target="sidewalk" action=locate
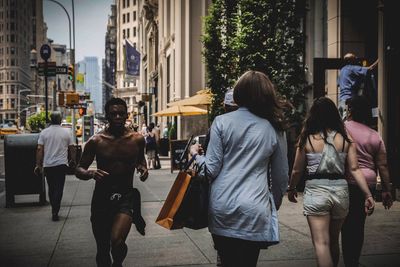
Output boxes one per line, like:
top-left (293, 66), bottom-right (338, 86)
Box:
top-left (0, 158), bottom-right (399, 267)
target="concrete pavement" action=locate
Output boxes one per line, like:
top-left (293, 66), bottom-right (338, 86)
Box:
top-left (0, 158), bottom-right (399, 267)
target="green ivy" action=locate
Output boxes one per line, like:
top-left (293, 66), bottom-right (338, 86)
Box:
top-left (203, 0), bottom-right (306, 125)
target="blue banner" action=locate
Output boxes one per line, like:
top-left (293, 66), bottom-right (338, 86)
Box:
top-left (125, 41), bottom-right (140, 77)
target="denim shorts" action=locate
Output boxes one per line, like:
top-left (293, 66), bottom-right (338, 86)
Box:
top-left (303, 179), bottom-right (349, 219)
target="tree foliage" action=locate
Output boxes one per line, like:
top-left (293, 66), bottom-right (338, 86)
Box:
top-left (27, 112), bottom-right (48, 132)
top-left (203, 0), bottom-right (306, 124)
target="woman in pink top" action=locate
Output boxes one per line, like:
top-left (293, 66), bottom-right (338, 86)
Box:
top-left (341, 96), bottom-right (393, 267)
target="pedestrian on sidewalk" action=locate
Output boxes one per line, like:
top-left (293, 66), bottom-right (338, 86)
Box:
top-left (341, 96), bottom-right (393, 267)
top-left (287, 97), bottom-right (375, 267)
top-left (34, 112), bottom-right (76, 222)
top-left (144, 123), bottom-right (158, 169)
top-left (190, 71), bottom-right (289, 267)
top-left (75, 98), bottom-right (148, 267)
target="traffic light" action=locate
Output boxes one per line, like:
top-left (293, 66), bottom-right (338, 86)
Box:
top-left (68, 64), bottom-right (74, 81)
top-left (78, 107), bottom-right (86, 116)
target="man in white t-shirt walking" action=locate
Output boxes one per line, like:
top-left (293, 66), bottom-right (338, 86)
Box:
top-left (34, 112), bottom-right (76, 221)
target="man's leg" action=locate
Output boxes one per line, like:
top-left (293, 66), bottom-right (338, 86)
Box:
top-left (92, 213), bottom-right (113, 267)
top-left (341, 184), bottom-right (367, 267)
top-left (51, 165), bottom-right (67, 217)
top-left (110, 213), bottom-right (132, 266)
top-left (44, 167), bottom-right (57, 218)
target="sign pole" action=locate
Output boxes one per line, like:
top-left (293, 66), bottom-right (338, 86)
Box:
top-left (40, 44), bottom-right (51, 123)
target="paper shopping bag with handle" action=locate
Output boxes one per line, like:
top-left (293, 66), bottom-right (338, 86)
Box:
top-left (155, 171), bottom-right (192, 230)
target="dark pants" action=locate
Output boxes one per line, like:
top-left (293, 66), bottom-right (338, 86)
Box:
top-left (44, 165), bottom-right (67, 215)
top-left (212, 234), bottom-right (261, 267)
top-left (341, 183), bottom-right (376, 267)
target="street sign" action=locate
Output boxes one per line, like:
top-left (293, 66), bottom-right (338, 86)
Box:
top-left (38, 62), bottom-right (56, 77)
top-left (56, 66), bottom-right (68, 74)
top-left (40, 44), bottom-right (51, 61)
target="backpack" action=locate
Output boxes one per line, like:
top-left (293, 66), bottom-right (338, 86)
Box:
top-left (145, 132), bottom-right (156, 149)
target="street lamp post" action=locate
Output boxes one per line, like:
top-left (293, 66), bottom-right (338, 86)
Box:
top-left (17, 89), bottom-right (31, 128)
top-left (46, 0), bottom-right (76, 141)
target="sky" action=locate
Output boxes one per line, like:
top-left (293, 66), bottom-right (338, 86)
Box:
top-left (43, 0), bottom-right (113, 63)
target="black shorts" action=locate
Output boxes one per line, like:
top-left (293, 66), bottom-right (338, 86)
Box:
top-left (91, 189), bottom-right (135, 223)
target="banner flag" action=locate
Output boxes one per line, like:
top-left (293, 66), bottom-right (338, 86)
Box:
top-left (125, 40), bottom-right (140, 77)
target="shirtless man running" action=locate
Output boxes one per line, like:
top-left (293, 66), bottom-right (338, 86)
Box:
top-left (76, 98), bottom-right (148, 267)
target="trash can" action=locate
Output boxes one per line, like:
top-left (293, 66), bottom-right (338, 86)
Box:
top-left (4, 134), bottom-right (46, 207)
top-left (159, 138), bottom-right (169, 156)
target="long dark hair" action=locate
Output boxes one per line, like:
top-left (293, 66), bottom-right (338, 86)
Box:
top-left (298, 97), bottom-right (351, 148)
top-left (233, 70), bottom-right (285, 131)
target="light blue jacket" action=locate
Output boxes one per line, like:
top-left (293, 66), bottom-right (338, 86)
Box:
top-left (196, 107), bottom-right (289, 243)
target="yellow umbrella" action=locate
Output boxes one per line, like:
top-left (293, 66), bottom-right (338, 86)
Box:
top-left (152, 105), bottom-right (208, 117)
top-left (167, 89), bottom-right (213, 107)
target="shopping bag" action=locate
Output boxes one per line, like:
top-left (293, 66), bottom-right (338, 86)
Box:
top-left (156, 163), bottom-right (209, 230)
top-left (155, 171), bottom-right (193, 229)
top-left (175, 167), bottom-right (209, 230)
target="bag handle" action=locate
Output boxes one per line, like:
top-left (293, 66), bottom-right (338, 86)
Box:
top-left (178, 135), bottom-right (194, 170)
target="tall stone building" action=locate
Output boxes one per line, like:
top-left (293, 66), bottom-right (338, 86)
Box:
top-left (0, 0), bottom-right (45, 121)
top-left (138, 0), bottom-right (211, 138)
top-left (104, 3), bottom-right (117, 112)
top-left (115, 0), bottom-right (140, 117)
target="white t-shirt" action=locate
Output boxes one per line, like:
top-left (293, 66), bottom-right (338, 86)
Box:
top-left (38, 125), bottom-right (74, 167)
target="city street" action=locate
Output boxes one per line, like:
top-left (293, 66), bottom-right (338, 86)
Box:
top-left (0, 157), bottom-right (399, 267)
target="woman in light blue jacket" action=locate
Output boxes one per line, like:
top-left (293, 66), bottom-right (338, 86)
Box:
top-left (191, 71), bottom-right (289, 267)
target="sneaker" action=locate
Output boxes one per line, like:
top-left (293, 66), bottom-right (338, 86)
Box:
top-left (52, 214), bottom-right (59, 221)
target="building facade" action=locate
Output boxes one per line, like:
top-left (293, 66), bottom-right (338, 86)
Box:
top-left (79, 57), bottom-right (102, 114)
top-left (137, 0), bottom-right (211, 139)
top-left (104, 3), bottom-right (117, 112)
top-left (0, 0), bottom-right (34, 122)
top-left (115, 0), bottom-right (140, 117)
top-left (304, 0), bottom-right (400, 186)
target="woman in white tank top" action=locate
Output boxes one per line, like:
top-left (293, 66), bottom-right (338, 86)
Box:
top-left (287, 97), bottom-right (374, 267)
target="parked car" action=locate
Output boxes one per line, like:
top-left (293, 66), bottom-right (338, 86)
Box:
top-left (0, 123), bottom-right (20, 138)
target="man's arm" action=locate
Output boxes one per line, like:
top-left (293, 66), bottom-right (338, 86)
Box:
top-left (34, 144), bottom-right (44, 176)
top-left (75, 138), bottom-right (109, 181)
top-left (368, 59), bottom-right (379, 70)
top-left (136, 135), bottom-right (149, 181)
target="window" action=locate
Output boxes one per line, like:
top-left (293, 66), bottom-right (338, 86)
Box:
top-left (10, 58), bottom-right (15, 66)
top-left (0, 85), bottom-right (3, 94)
top-left (127, 12), bottom-right (130, 23)
top-left (10, 72), bottom-right (15, 80)
top-left (10, 47), bottom-right (15, 54)
top-left (127, 0), bottom-right (130, 7)
top-left (123, 13), bottom-right (126, 23)
top-left (123, 0), bottom-right (126, 8)
top-left (123, 29), bottom-right (126, 38)
top-left (133, 11), bottom-right (136, 21)
top-left (11, 99), bottom-right (15, 108)
top-left (10, 34), bottom-right (15, 42)
top-left (133, 27), bottom-right (136, 37)
top-left (0, 99), bottom-right (3, 109)
top-left (10, 85), bottom-right (15, 94)
top-left (127, 28), bottom-right (130, 38)
top-left (133, 0), bottom-right (136, 5)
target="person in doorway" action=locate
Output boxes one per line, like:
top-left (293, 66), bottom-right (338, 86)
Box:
top-left (191, 71), bottom-right (289, 267)
top-left (34, 112), bottom-right (76, 221)
top-left (338, 53), bottom-right (378, 119)
top-left (341, 96), bottom-right (393, 267)
top-left (287, 97), bottom-right (375, 267)
top-left (75, 98), bottom-right (148, 267)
